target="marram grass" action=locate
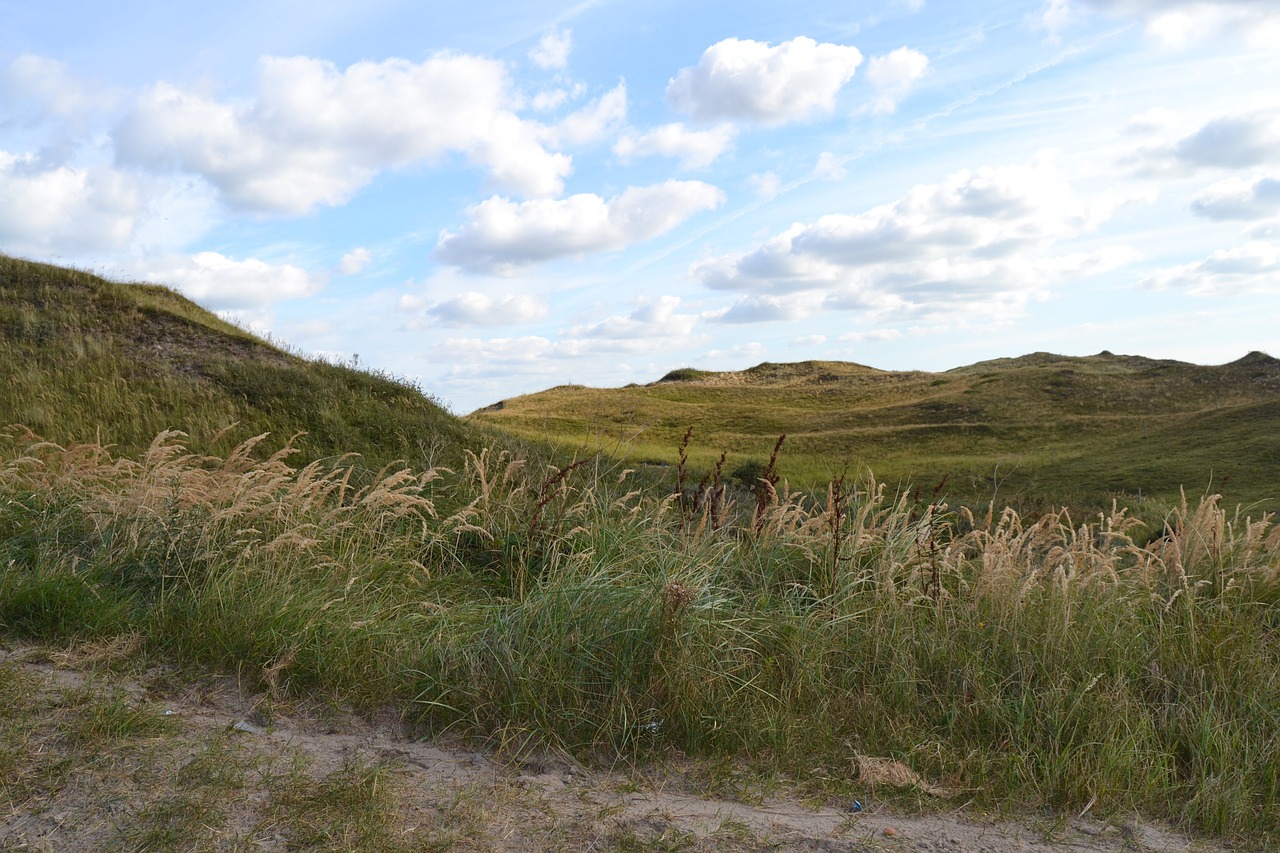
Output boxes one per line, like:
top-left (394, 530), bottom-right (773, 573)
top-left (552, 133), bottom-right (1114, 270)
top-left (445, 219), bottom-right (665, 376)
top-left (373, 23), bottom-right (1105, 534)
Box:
top-left (1, 427), bottom-right (1278, 843)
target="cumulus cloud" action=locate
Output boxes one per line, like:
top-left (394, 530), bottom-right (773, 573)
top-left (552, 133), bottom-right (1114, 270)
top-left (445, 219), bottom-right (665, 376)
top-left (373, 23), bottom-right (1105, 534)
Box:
top-left (339, 247), bottom-right (372, 274)
top-left (790, 334), bottom-right (827, 347)
top-left (715, 293), bottom-right (829, 324)
top-left (530, 29), bottom-right (572, 70)
top-left (666, 36), bottom-right (863, 125)
top-left (1191, 175), bottom-right (1280, 220)
top-left (1127, 113), bottom-right (1280, 176)
top-left (0, 152), bottom-right (141, 255)
top-left (1142, 240), bottom-right (1280, 295)
top-left (1073, 0), bottom-right (1280, 46)
top-left (114, 54), bottom-right (572, 214)
top-left (140, 251), bottom-right (324, 310)
top-left (613, 122), bottom-right (735, 169)
top-left (565, 295), bottom-right (699, 340)
top-left (865, 47), bottom-right (929, 114)
top-left (694, 160), bottom-right (1132, 323)
top-left (1174, 115), bottom-right (1280, 170)
top-left (545, 81), bottom-right (627, 147)
top-left (408, 291), bottom-right (549, 326)
top-left (434, 180), bottom-right (726, 274)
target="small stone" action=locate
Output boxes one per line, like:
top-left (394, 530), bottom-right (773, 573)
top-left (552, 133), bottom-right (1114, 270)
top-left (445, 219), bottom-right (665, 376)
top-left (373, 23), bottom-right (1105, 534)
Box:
top-left (883, 826), bottom-right (897, 837)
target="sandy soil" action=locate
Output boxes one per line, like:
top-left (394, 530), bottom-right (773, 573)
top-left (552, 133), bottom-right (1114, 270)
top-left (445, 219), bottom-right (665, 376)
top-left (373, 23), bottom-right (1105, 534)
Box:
top-left (0, 643), bottom-right (1236, 852)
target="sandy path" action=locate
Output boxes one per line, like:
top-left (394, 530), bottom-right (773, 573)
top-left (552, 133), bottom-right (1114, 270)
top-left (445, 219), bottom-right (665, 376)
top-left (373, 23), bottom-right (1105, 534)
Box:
top-left (0, 644), bottom-right (1235, 852)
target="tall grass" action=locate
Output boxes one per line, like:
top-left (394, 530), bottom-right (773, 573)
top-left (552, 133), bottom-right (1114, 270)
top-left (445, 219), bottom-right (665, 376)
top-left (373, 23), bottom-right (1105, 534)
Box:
top-left (1, 426), bottom-right (1278, 842)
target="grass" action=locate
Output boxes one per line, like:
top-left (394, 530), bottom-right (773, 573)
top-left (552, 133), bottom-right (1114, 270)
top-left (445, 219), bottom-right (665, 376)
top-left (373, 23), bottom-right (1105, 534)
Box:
top-left (470, 353), bottom-right (1280, 513)
top-left (1, 427), bottom-right (1278, 846)
top-left (0, 254), bottom-right (474, 471)
top-left (4, 255), bottom-right (1279, 847)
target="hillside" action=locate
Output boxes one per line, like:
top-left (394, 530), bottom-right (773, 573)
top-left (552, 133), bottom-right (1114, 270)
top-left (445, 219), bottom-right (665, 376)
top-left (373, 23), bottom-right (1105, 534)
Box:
top-left (471, 352), bottom-right (1280, 509)
top-left (0, 255), bottom-right (471, 468)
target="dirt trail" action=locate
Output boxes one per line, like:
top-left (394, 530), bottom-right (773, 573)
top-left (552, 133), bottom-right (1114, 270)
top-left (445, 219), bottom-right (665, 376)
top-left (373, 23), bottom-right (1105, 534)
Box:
top-left (0, 644), bottom-right (1233, 852)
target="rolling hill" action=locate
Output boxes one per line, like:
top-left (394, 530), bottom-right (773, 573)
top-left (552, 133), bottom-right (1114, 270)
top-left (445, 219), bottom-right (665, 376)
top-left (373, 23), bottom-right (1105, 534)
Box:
top-left (470, 352), bottom-right (1280, 510)
top-left (0, 255), bottom-right (471, 468)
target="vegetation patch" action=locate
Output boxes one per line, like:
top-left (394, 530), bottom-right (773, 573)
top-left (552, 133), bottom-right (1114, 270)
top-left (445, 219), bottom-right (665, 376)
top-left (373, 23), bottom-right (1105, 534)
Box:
top-left (0, 428), bottom-right (1276, 846)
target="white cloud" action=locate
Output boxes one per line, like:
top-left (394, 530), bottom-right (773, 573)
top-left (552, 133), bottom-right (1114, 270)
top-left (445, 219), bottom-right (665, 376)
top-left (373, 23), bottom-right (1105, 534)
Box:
top-left (666, 36), bottom-right (863, 125)
top-left (694, 160), bottom-right (1132, 323)
top-left (0, 152), bottom-right (140, 255)
top-left (865, 47), bottom-right (929, 114)
top-left (339, 247), bottom-right (371, 274)
top-left (1126, 107), bottom-right (1179, 134)
top-left (839, 329), bottom-right (903, 343)
top-left (1191, 175), bottom-right (1280, 220)
top-left (714, 293), bottom-right (830, 324)
top-left (435, 180), bottom-right (726, 274)
top-left (544, 81), bottom-right (627, 147)
top-left (530, 29), bottom-right (572, 70)
top-left (441, 323), bottom-right (703, 378)
top-left (1173, 114), bottom-right (1280, 170)
top-left (790, 334), bottom-right (827, 347)
top-left (1, 54), bottom-right (109, 121)
top-left (1076, 0), bottom-right (1280, 46)
top-left (613, 122), bottom-right (735, 169)
top-left (1142, 240), bottom-right (1280, 295)
top-left (1124, 112), bottom-right (1280, 177)
top-left (413, 292), bottom-right (549, 326)
top-left (140, 251), bottom-right (324, 310)
top-left (747, 171), bottom-right (782, 198)
top-left (532, 89), bottom-right (570, 111)
top-left (704, 342), bottom-right (766, 360)
top-left (1038, 0), bottom-right (1074, 40)
top-left (114, 54), bottom-right (572, 214)
top-left (442, 336), bottom-right (556, 373)
top-left (566, 295), bottom-right (698, 340)
top-left (813, 152), bottom-right (847, 182)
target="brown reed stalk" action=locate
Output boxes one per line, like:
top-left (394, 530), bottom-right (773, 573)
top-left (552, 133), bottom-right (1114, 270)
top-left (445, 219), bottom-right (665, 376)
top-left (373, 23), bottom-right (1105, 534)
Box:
top-left (752, 434), bottom-right (786, 536)
top-left (828, 464), bottom-right (849, 594)
top-left (528, 458), bottom-right (588, 537)
top-left (675, 426), bottom-right (694, 534)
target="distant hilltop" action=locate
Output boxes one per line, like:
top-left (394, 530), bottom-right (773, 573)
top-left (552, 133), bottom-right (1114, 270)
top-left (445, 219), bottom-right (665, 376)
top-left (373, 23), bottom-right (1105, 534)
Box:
top-left (471, 349), bottom-right (1280, 509)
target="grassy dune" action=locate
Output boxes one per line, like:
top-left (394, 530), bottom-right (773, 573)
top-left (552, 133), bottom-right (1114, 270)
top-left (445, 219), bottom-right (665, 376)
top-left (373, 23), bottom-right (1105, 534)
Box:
top-left (470, 354), bottom-right (1280, 513)
top-left (0, 254), bottom-right (470, 470)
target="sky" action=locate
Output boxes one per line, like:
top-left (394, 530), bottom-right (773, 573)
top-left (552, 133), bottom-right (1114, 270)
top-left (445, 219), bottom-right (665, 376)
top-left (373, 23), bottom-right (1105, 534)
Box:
top-left (3, 0), bottom-right (1279, 413)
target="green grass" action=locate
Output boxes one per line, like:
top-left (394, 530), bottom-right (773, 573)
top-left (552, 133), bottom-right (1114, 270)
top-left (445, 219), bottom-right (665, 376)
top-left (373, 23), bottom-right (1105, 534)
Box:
top-left (0, 254), bottom-right (474, 471)
top-left (1, 429), bottom-right (1278, 845)
top-left (470, 353), bottom-right (1280, 513)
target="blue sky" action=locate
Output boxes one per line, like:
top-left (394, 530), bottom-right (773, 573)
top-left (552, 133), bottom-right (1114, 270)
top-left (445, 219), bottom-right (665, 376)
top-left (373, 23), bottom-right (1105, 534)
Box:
top-left (3, 0), bottom-right (1279, 413)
